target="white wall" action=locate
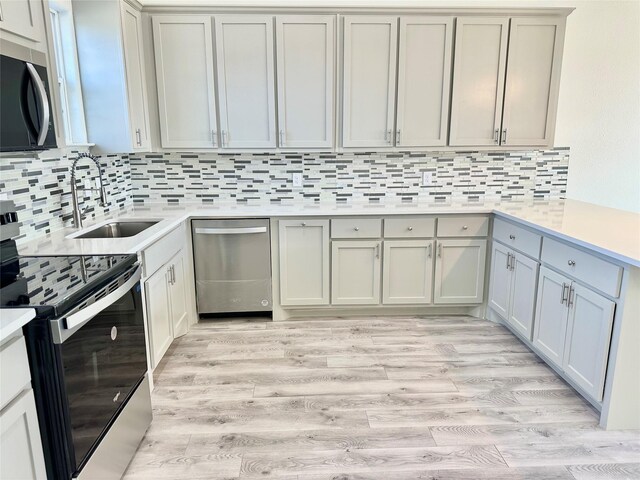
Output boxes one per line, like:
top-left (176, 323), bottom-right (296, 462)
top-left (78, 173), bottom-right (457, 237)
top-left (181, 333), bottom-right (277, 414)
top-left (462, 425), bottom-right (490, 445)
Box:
top-left (144, 0), bottom-right (640, 212)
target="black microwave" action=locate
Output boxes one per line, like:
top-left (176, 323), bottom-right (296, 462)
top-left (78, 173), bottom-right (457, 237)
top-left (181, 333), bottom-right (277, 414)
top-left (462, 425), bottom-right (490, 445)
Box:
top-left (0, 54), bottom-right (57, 152)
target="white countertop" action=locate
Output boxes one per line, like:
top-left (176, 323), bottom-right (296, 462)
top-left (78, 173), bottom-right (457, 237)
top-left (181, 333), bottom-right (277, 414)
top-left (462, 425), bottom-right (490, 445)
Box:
top-left (16, 199), bottom-right (640, 267)
top-left (0, 308), bottom-right (35, 344)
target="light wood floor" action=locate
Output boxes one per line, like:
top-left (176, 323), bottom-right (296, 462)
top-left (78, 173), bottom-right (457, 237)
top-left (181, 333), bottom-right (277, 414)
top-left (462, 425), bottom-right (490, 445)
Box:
top-left (123, 315), bottom-right (640, 480)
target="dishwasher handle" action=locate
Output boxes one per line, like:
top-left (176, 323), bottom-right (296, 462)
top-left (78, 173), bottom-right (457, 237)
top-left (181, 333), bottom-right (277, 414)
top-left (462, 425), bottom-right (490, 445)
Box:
top-left (194, 226), bottom-right (268, 235)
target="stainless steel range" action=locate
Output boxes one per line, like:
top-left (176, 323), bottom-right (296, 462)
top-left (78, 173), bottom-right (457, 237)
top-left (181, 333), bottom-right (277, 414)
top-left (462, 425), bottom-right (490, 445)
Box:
top-left (0, 200), bottom-right (152, 480)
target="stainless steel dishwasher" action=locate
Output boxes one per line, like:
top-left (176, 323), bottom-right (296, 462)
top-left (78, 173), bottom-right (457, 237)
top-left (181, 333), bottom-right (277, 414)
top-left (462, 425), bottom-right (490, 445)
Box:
top-left (192, 219), bottom-right (272, 314)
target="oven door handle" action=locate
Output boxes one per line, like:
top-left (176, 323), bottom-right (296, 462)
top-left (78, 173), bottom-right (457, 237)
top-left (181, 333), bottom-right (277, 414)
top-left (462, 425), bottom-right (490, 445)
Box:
top-left (51, 266), bottom-right (142, 344)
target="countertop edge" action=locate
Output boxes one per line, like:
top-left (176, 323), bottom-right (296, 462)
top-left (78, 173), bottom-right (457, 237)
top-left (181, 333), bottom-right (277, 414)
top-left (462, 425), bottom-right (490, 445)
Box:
top-left (0, 308), bottom-right (36, 344)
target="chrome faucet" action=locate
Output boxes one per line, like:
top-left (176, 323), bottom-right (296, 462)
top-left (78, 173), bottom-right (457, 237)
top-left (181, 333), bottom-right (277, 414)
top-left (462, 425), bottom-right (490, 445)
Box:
top-left (70, 153), bottom-right (107, 229)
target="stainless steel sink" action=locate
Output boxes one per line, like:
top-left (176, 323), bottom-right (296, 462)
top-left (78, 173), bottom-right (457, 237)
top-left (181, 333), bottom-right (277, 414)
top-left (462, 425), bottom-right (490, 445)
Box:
top-left (75, 221), bottom-right (159, 239)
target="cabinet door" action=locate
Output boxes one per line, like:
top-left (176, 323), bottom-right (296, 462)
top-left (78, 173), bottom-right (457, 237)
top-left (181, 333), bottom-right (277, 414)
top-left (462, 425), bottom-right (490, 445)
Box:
top-left (152, 16), bottom-right (217, 148)
top-left (0, 0), bottom-right (42, 43)
top-left (342, 16), bottom-right (397, 148)
top-left (382, 240), bottom-right (433, 304)
top-left (0, 389), bottom-right (47, 480)
top-left (501, 17), bottom-right (565, 146)
top-left (332, 240), bottom-right (381, 305)
top-left (279, 219), bottom-right (330, 306)
top-left (434, 239), bottom-right (486, 304)
top-left (145, 266), bottom-right (173, 368)
top-left (276, 15), bottom-right (335, 148)
top-left (449, 17), bottom-right (509, 146)
top-left (215, 15), bottom-right (276, 148)
top-left (121, 3), bottom-right (150, 151)
top-left (168, 250), bottom-right (189, 339)
top-left (508, 252), bottom-right (540, 340)
top-left (532, 266), bottom-right (569, 368)
top-left (488, 242), bottom-right (512, 319)
top-left (396, 16), bottom-right (453, 147)
top-left (563, 284), bottom-right (615, 401)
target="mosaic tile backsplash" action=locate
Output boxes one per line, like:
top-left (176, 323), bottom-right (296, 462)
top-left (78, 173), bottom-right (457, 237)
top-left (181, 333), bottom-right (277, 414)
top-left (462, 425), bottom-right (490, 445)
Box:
top-left (1, 148), bottom-right (568, 245)
top-left (130, 149), bottom-right (569, 205)
top-left (0, 150), bottom-right (132, 244)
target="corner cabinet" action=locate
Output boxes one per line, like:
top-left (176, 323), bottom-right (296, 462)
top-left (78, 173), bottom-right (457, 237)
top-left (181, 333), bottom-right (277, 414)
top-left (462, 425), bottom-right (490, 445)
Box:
top-left (215, 15), bottom-right (277, 149)
top-left (152, 15), bottom-right (218, 149)
top-left (450, 16), bottom-right (565, 147)
top-left (434, 239), bottom-right (487, 304)
top-left (278, 220), bottom-right (330, 306)
top-left (276, 15), bottom-right (335, 149)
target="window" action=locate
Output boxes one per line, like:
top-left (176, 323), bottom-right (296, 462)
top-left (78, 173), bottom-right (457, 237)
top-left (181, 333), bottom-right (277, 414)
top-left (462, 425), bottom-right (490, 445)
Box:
top-left (47, 0), bottom-right (87, 145)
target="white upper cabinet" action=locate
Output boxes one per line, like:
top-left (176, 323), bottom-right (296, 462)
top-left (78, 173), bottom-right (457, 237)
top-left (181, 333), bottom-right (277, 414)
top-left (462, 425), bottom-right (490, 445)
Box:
top-left (449, 17), bottom-right (509, 146)
top-left (152, 15), bottom-right (218, 149)
top-left (501, 17), bottom-right (565, 146)
top-left (342, 16), bottom-right (397, 148)
top-left (0, 0), bottom-right (45, 47)
top-left (215, 15), bottom-right (276, 149)
top-left (276, 15), bottom-right (335, 149)
top-left (121, 3), bottom-right (150, 151)
top-left (396, 16), bottom-right (453, 147)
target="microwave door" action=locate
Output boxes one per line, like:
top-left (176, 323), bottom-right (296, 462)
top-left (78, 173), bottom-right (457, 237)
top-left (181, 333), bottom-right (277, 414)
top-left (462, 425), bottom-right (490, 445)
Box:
top-left (21, 63), bottom-right (51, 146)
top-left (0, 55), bottom-right (31, 150)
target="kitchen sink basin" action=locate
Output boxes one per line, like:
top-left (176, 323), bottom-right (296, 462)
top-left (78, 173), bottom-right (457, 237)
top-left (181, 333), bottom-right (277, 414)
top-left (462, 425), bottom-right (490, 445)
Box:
top-left (75, 221), bottom-right (159, 239)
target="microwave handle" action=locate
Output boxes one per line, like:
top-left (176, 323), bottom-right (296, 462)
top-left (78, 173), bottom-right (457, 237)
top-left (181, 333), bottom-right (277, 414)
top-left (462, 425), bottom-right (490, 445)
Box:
top-left (25, 63), bottom-right (50, 146)
top-left (50, 266), bottom-right (142, 344)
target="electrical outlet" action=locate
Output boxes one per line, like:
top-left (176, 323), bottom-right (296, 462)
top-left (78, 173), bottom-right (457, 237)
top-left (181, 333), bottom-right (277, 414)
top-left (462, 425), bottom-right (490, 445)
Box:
top-left (422, 172), bottom-right (433, 186)
top-left (292, 172), bottom-right (303, 188)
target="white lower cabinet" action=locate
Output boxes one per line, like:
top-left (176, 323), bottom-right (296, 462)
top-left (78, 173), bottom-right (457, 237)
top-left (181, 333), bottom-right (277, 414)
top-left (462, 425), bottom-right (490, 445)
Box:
top-left (488, 241), bottom-right (539, 339)
top-left (533, 266), bottom-right (615, 401)
top-left (279, 220), bottom-right (330, 306)
top-left (382, 240), bottom-right (434, 304)
top-left (434, 239), bottom-right (486, 304)
top-left (332, 240), bottom-right (381, 305)
top-left (145, 248), bottom-right (189, 368)
top-left (0, 390), bottom-right (47, 480)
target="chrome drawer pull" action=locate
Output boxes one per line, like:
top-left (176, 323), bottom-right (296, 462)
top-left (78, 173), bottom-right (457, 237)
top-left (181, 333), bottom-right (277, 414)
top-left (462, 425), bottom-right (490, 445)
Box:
top-left (568, 260), bottom-right (576, 266)
top-left (354, 227), bottom-right (359, 231)
top-left (408, 226), bottom-right (413, 231)
top-left (462, 225), bottom-right (468, 230)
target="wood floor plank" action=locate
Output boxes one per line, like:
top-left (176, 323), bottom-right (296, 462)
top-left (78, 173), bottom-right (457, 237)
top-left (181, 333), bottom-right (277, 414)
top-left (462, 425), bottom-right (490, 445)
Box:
top-left (453, 375), bottom-right (569, 392)
top-left (385, 363), bottom-right (557, 380)
top-left (122, 451), bottom-right (242, 479)
top-left (295, 466), bottom-right (575, 480)
top-left (367, 405), bottom-right (599, 428)
top-left (429, 424), bottom-right (637, 446)
top-left (327, 352), bottom-right (542, 368)
top-left (496, 440), bottom-right (640, 466)
top-left (185, 427), bottom-right (436, 455)
top-left (191, 367), bottom-right (388, 386)
top-left (567, 463), bottom-right (640, 479)
top-left (151, 384), bottom-right (256, 402)
top-left (253, 378), bottom-right (459, 397)
top-left (284, 343), bottom-right (458, 358)
top-left (239, 445), bottom-right (507, 477)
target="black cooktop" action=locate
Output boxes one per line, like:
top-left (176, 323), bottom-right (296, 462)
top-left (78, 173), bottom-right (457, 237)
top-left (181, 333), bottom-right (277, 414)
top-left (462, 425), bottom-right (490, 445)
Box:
top-left (0, 253), bottom-right (137, 318)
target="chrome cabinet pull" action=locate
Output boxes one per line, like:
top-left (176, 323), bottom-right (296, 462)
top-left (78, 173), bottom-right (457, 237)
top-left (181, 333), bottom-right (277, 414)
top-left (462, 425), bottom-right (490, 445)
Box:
top-left (396, 129), bottom-right (401, 144)
top-left (279, 129), bottom-right (285, 146)
top-left (506, 252), bottom-right (511, 270)
top-left (462, 225), bottom-right (468, 230)
top-left (494, 129), bottom-right (499, 144)
top-left (212, 130), bottom-right (217, 147)
top-left (502, 129), bottom-right (507, 144)
top-left (385, 129), bottom-right (392, 144)
top-left (221, 130), bottom-right (228, 147)
top-left (135, 128), bottom-right (142, 146)
top-left (354, 227), bottom-right (359, 232)
top-left (568, 285), bottom-right (575, 307)
top-left (437, 242), bottom-right (442, 258)
top-left (301, 222), bottom-right (306, 227)
top-left (375, 243), bottom-right (380, 259)
top-left (428, 243), bottom-right (432, 258)
top-left (560, 283), bottom-right (569, 304)
top-left (167, 266), bottom-right (173, 285)
top-left (509, 234), bottom-right (516, 240)
top-left (407, 226), bottom-right (413, 231)
top-left (568, 260), bottom-right (576, 266)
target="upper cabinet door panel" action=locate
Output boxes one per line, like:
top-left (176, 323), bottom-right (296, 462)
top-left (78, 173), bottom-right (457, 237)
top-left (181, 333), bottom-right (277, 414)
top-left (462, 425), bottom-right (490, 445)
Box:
top-left (502, 17), bottom-right (565, 146)
top-left (449, 17), bottom-right (509, 146)
top-left (215, 15), bottom-right (276, 148)
top-left (276, 15), bottom-right (335, 149)
top-left (342, 16), bottom-right (398, 148)
top-left (152, 16), bottom-right (217, 148)
top-left (396, 16), bottom-right (453, 147)
top-left (121, 4), bottom-right (150, 151)
top-left (0, 0), bottom-right (43, 44)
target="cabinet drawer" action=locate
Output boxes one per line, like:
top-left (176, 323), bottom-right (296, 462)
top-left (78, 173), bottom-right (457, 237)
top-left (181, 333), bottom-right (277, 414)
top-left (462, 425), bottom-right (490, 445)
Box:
top-left (384, 217), bottom-right (435, 238)
top-left (493, 218), bottom-right (542, 259)
top-left (331, 218), bottom-right (382, 239)
top-left (542, 237), bottom-right (622, 298)
top-left (0, 335), bottom-right (31, 410)
top-left (437, 216), bottom-right (488, 237)
top-left (142, 222), bottom-right (186, 277)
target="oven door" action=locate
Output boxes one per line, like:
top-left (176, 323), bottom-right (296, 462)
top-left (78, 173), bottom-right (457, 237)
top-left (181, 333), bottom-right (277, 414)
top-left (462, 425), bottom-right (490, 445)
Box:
top-left (51, 265), bottom-right (147, 472)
